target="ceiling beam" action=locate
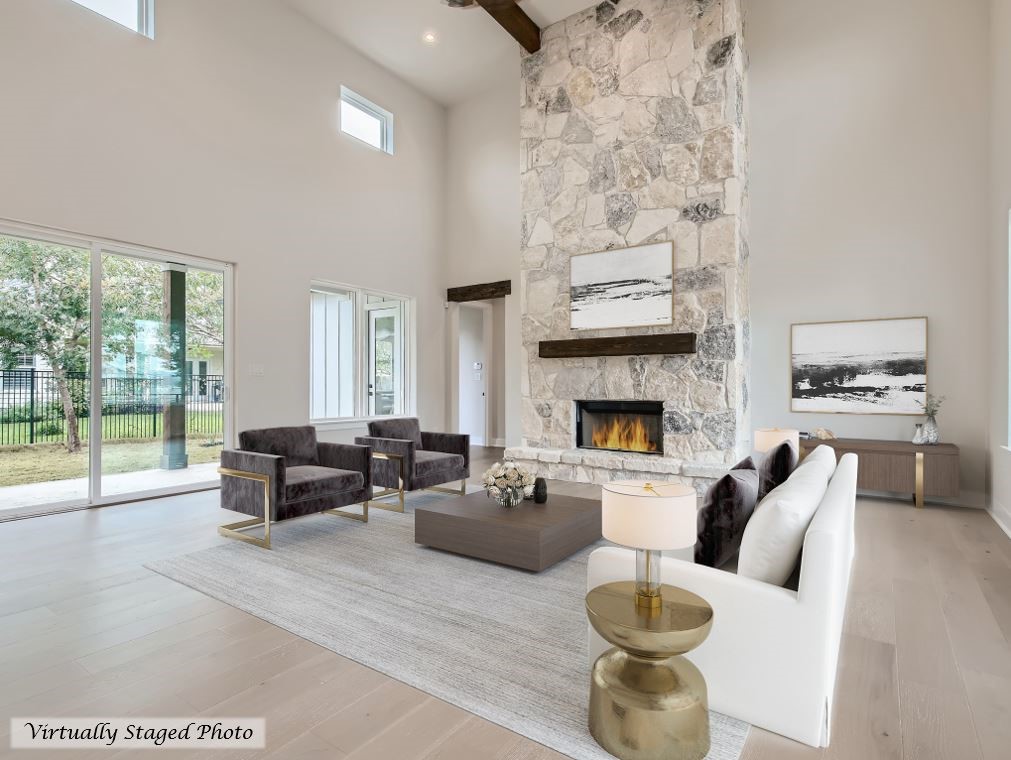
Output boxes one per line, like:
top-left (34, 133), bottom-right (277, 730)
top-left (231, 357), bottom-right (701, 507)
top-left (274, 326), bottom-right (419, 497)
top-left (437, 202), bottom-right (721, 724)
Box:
top-left (476, 0), bottom-right (541, 54)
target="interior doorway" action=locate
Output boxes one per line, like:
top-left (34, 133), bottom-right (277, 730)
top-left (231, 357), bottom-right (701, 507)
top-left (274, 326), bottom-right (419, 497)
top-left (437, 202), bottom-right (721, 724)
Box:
top-left (445, 280), bottom-right (515, 449)
top-left (458, 302), bottom-right (492, 445)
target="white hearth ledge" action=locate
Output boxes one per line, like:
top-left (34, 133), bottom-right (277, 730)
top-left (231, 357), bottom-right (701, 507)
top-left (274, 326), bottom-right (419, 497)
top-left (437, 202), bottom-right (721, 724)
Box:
top-left (503, 447), bottom-right (727, 493)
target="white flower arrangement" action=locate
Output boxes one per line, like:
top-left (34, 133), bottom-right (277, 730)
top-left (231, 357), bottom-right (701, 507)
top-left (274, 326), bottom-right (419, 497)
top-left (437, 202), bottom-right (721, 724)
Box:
top-left (482, 460), bottom-right (535, 506)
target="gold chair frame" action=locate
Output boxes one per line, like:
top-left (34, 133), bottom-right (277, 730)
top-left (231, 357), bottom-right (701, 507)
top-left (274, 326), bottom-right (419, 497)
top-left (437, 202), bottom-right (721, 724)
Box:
top-left (217, 466), bottom-right (369, 550)
top-left (369, 453), bottom-right (467, 513)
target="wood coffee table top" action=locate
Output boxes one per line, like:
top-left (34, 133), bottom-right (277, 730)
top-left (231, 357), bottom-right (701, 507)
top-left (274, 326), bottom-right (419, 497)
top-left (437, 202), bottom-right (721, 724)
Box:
top-left (414, 490), bottom-right (602, 572)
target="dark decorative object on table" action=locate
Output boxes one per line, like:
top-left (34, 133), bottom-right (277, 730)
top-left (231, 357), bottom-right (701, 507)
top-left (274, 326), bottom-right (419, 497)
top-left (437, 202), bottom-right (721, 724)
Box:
top-left (533, 477), bottom-right (548, 504)
top-left (695, 456), bottom-right (761, 568)
top-left (757, 441), bottom-right (798, 499)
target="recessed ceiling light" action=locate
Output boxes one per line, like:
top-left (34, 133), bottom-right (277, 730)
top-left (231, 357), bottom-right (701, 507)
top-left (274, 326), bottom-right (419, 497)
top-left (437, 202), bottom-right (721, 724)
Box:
top-left (421, 30), bottom-right (438, 46)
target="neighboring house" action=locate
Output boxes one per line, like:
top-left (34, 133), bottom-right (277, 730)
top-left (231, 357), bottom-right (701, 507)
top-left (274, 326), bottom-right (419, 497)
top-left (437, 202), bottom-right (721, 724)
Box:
top-left (1, 347), bottom-right (224, 408)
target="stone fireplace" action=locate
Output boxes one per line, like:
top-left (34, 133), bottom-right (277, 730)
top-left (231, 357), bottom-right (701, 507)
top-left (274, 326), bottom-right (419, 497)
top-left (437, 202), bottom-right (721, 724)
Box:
top-left (506, 0), bottom-right (750, 494)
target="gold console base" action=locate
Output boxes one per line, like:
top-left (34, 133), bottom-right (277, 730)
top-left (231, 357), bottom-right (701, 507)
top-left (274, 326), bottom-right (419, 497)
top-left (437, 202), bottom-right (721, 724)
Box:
top-left (589, 649), bottom-right (710, 760)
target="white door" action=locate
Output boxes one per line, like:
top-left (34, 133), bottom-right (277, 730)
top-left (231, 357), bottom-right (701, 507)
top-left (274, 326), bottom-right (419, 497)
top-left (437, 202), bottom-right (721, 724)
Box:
top-left (458, 305), bottom-right (487, 444)
top-left (367, 303), bottom-right (403, 416)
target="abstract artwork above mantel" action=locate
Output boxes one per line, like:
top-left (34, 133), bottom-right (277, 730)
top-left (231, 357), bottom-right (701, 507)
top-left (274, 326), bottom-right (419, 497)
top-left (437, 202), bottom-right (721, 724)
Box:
top-left (791, 317), bottom-right (928, 415)
top-left (569, 242), bottom-right (674, 330)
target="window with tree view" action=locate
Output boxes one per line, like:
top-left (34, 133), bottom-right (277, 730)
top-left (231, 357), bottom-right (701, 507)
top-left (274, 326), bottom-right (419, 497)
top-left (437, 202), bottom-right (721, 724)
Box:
top-left (310, 285), bottom-right (409, 420)
top-left (0, 232), bottom-right (228, 514)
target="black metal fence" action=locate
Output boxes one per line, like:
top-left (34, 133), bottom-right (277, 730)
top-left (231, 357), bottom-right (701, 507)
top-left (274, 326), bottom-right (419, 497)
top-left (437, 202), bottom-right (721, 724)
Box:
top-left (0, 370), bottom-right (224, 447)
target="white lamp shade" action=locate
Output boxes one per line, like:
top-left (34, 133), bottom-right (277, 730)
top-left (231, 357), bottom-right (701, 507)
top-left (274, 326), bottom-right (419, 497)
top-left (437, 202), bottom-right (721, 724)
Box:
top-left (601, 480), bottom-right (697, 551)
top-left (754, 428), bottom-right (800, 454)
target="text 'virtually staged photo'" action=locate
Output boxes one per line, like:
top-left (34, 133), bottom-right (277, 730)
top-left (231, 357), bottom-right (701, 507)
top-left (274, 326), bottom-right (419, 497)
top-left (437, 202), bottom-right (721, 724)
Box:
top-left (791, 317), bottom-right (928, 414)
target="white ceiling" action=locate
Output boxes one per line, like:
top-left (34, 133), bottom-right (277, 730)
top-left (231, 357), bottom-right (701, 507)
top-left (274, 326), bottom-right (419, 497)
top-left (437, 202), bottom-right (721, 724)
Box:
top-left (283, 0), bottom-right (598, 105)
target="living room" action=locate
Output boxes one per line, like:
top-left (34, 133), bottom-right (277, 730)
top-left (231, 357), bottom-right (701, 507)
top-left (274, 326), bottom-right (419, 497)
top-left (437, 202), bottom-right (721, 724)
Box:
top-left (0, 0), bottom-right (1009, 758)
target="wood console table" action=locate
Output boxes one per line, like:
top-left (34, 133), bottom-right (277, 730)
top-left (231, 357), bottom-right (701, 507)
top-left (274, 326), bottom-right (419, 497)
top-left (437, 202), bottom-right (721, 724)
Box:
top-left (800, 438), bottom-right (960, 507)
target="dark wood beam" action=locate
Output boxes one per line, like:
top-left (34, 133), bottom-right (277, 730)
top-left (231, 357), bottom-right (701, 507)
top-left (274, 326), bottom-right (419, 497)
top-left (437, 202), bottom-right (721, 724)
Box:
top-left (477, 0), bottom-right (541, 54)
top-left (539, 333), bottom-right (697, 359)
top-left (447, 280), bottom-right (512, 303)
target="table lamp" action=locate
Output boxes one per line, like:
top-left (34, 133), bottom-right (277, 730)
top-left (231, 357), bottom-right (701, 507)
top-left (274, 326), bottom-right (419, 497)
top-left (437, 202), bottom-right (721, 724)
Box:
top-left (601, 481), bottom-right (697, 611)
top-left (753, 427), bottom-right (800, 454)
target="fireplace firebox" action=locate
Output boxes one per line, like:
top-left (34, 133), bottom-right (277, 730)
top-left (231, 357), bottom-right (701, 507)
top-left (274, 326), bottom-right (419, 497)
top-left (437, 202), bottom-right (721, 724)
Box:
top-left (575, 400), bottom-right (664, 456)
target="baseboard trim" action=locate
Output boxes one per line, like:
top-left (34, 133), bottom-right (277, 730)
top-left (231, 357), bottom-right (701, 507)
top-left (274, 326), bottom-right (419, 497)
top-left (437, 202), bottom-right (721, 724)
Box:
top-left (489, 438), bottom-right (506, 447)
top-left (989, 500), bottom-right (1011, 539)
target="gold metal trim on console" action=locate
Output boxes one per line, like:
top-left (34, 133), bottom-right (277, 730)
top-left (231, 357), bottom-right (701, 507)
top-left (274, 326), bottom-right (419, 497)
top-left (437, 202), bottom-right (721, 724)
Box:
top-left (914, 451), bottom-right (924, 508)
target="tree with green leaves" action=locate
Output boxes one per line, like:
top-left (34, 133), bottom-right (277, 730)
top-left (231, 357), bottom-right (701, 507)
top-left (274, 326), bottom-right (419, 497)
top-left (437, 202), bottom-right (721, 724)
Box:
top-left (0, 237), bottom-right (90, 452)
top-left (1, 235), bottom-right (224, 454)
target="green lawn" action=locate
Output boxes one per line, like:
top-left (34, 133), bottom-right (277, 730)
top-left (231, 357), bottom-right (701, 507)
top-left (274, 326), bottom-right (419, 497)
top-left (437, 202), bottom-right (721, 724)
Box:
top-left (0, 437), bottom-right (222, 487)
top-left (0, 411), bottom-right (222, 447)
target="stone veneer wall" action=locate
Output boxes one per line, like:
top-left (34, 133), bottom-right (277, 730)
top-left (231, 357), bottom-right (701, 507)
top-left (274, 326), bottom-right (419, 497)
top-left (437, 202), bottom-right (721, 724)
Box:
top-left (507, 0), bottom-right (750, 484)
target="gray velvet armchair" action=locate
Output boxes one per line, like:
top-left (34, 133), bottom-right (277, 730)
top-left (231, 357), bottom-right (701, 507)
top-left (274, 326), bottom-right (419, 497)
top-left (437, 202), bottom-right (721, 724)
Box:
top-left (219, 426), bottom-right (370, 549)
top-left (355, 418), bottom-right (469, 512)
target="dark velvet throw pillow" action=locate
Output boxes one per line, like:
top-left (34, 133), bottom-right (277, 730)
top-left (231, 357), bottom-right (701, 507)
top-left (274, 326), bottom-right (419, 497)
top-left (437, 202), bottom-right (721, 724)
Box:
top-left (757, 441), bottom-right (798, 499)
top-left (695, 460), bottom-right (761, 568)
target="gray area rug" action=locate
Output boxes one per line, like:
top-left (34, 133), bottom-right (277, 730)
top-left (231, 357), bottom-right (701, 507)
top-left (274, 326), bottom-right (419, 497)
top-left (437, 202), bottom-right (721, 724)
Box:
top-left (148, 491), bottom-right (750, 759)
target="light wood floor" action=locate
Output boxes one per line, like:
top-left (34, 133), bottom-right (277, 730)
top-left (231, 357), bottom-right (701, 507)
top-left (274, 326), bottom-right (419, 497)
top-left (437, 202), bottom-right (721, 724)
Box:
top-left (0, 446), bottom-right (1008, 759)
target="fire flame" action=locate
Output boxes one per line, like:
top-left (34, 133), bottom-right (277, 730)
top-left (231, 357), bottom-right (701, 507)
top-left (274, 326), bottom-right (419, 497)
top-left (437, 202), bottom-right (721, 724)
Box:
top-left (590, 415), bottom-right (658, 453)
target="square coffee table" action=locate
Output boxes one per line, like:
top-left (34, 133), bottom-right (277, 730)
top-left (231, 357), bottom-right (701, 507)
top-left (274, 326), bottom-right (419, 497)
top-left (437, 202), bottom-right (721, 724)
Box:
top-left (414, 490), bottom-right (601, 571)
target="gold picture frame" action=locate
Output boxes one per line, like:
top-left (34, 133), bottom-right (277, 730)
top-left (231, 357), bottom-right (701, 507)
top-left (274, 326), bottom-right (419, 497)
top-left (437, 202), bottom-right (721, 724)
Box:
top-left (568, 242), bottom-right (675, 331)
top-left (789, 316), bottom-right (928, 416)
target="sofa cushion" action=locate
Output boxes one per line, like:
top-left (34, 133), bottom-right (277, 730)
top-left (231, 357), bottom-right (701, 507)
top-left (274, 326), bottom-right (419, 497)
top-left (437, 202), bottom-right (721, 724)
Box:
top-left (737, 446), bottom-right (836, 586)
top-left (285, 465), bottom-right (364, 502)
top-left (240, 426), bottom-right (319, 467)
top-left (695, 457), bottom-right (760, 568)
top-left (368, 417), bottom-right (423, 449)
top-left (757, 441), bottom-right (798, 499)
top-left (414, 450), bottom-right (465, 477)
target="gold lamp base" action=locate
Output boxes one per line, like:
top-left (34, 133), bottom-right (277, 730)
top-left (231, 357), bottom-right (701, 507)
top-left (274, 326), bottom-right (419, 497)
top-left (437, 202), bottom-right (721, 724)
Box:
top-left (589, 650), bottom-right (710, 760)
top-left (635, 590), bottom-right (662, 611)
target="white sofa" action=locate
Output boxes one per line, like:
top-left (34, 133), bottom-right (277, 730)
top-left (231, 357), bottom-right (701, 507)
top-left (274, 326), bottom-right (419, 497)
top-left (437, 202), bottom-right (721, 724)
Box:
top-left (586, 452), bottom-right (857, 748)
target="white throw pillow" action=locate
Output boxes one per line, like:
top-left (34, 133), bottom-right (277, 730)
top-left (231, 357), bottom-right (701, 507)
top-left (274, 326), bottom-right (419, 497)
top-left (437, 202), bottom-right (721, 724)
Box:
top-left (737, 445), bottom-right (836, 585)
top-left (799, 444), bottom-right (837, 480)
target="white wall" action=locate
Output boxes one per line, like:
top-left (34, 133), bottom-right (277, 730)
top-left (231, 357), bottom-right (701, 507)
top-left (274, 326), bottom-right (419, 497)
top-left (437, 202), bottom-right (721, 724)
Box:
top-left (745, 0), bottom-right (991, 505)
top-left (989, 0), bottom-right (1011, 532)
top-left (0, 0), bottom-right (447, 442)
top-left (445, 70), bottom-right (522, 446)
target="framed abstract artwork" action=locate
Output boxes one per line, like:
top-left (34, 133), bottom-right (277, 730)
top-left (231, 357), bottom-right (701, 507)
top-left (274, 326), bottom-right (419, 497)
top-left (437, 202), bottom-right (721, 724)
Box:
top-left (790, 317), bottom-right (927, 415)
top-left (569, 242), bottom-right (674, 331)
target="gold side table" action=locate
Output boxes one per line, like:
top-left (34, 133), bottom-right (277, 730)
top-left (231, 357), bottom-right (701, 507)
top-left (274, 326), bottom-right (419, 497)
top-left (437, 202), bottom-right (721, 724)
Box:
top-left (586, 581), bottom-right (713, 760)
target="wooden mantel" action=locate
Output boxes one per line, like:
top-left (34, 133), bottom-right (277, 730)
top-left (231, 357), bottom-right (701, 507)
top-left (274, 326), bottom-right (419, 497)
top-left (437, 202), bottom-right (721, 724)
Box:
top-left (538, 333), bottom-right (696, 359)
top-left (447, 280), bottom-right (512, 303)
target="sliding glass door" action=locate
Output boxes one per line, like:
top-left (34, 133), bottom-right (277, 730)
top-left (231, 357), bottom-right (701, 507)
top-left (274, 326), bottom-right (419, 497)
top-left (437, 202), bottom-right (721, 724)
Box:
top-left (0, 224), bottom-right (231, 518)
top-left (100, 253), bottom-right (226, 498)
top-left (0, 234), bottom-right (93, 513)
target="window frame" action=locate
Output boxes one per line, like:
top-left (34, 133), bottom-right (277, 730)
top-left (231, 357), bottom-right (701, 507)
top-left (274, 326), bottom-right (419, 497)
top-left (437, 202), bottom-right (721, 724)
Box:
top-left (339, 86), bottom-right (394, 155)
top-left (309, 280), bottom-right (414, 427)
top-left (69, 0), bottom-right (155, 38)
